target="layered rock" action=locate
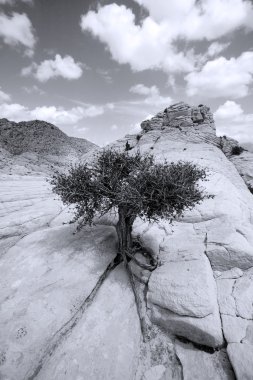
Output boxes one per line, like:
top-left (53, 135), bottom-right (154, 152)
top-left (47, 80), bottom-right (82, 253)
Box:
top-left (1, 102), bottom-right (253, 379)
top-left (0, 172), bottom-right (144, 380)
top-left (109, 102), bottom-right (253, 378)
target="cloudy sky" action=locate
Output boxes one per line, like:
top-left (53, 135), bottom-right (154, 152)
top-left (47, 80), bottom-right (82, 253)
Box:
top-left (0, 0), bottom-right (253, 145)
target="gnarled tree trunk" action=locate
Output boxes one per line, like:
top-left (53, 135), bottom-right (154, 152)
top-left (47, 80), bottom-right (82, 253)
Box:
top-left (116, 207), bottom-right (151, 341)
top-left (116, 206), bottom-right (134, 257)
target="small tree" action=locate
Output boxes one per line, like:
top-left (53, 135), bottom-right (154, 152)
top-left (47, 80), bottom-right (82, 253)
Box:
top-left (231, 145), bottom-right (244, 156)
top-left (50, 149), bottom-right (210, 337)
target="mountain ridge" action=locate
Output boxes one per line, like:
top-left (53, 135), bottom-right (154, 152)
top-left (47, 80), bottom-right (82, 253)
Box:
top-left (0, 117), bottom-right (97, 175)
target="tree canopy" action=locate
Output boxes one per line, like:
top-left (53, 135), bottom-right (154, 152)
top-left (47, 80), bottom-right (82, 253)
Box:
top-left (51, 149), bottom-right (210, 258)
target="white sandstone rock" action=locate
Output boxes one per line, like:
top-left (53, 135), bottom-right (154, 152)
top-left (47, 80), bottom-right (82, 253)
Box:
top-left (150, 303), bottom-right (223, 348)
top-left (227, 343), bottom-right (253, 380)
top-left (0, 224), bottom-right (130, 380)
top-left (175, 341), bottom-right (235, 380)
top-left (33, 265), bottom-right (141, 380)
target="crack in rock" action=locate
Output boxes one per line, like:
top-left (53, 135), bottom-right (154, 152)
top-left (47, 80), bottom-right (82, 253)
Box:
top-left (25, 254), bottom-right (122, 380)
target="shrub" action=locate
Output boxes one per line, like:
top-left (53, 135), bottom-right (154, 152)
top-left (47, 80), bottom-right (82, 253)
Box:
top-left (231, 146), bottom-right (244, 155)
top-left (51, 149), bottom-right (210, 264)
top-left (125, 141), bottom-right (132, 151)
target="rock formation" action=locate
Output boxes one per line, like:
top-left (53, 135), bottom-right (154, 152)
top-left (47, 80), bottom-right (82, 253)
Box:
top-left (0, 103), bottom-right (253, 379)
top-left (0, 118), bottom-right (97, 175)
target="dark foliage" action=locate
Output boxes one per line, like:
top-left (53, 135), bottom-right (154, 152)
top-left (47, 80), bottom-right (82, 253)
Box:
top-left (125, 141), bottom-right (132, 151)
top-left (231, 145), bottom-right (244, 156)
top-left (51, 149), bottom-right (210, 231)
top-left (248, 185), bottom-right (253, 194)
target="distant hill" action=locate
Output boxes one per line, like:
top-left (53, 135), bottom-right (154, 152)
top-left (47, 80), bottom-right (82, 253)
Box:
top-left (0, 118), bottom-right (97, 175)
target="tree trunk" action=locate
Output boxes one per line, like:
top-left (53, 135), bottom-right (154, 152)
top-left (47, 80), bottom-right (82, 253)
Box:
top-left (116, 207), bottom-right (134, 257)
top-left (116, 207), bottom-right (150, 341)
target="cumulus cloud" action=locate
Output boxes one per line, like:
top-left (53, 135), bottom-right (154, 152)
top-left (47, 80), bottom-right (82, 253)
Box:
top-left (22, 54), bottom-right (83, 82)
top-left (214, 100), bottom-right (253, 142)
top-left (0, 87), bottom-right (11, 103)
top-left (80, 4), bottom-right (195, 73)
top-left (0, 103), bottom-right (104, 125)
top-left (185, 52), bottom-right (253, 98)
top-left (134, 0), bottom-right (253, 39)
top-left (129, 84), bottom-right (172, 106)
top-left (80, 1), bottom-right (253, 74)
top-left (0, 12), bottom-right (36, 55)
top-left (214, 100), bottom-right (243, 118)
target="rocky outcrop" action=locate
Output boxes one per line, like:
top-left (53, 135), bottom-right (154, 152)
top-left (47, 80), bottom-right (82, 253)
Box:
top-left (108, 102), bottom-right (253, 378)
top-left (0, 118), bottom-right (97, 175)
top-left (230, 150), bottom-right (253, 189)
top-left (1, 102), bottom-right (253, 379)
top-left (215, 135), bottom-right (253, 189)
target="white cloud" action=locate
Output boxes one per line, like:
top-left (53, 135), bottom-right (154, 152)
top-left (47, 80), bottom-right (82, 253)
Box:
top-left (129, 122), bottom-right (142, 134)
top-left (80, 4), bottom-right (195, 74)
top-left (135, 0), bottom-right (253, 39)
top-left (22, 85), bottom-right (45, 95)
top-left (22, 54), bottom-right (83, 82)
top-left (214, 100), bottom-right (243, 118)
top-left (185, 52), bottom-right (253, 98)
top-left (80, 1), bottom-right (253, 74)
top-left (81, 105), bottom-right (104, 117)
top-left (0, 87), bottom-right (11, 103)
top-left (0, 103), bottom-right (27, 120)
top-left (214, 101), bottom-right (253, 142)
top-left (130, 84), bottom-right (156, 96)
top-left (0, 12), bottom-right (35, 54)
top-left (0, 0), bottom-right (32, 4)
top-left (110, 124), bottom-right (118, 131)
top-left (206, 42), bottom-right (230, 57)
top-left (0, 103), bottom-right (105, 125)
top-left (129, 83), bottom-right (172, 106)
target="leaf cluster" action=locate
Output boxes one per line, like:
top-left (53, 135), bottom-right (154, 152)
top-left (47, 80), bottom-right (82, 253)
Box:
top-left (50, 149), bottom-right (210, 230)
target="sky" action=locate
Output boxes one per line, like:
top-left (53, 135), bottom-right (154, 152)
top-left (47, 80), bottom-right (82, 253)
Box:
top-left (0, 0), bottom-right (253, 146)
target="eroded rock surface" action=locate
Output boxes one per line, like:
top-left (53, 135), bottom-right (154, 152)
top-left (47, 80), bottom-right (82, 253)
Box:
top-left (108, 102), bottom-right (253, 377)
top-left (1, 102), bottom-right (253, 379)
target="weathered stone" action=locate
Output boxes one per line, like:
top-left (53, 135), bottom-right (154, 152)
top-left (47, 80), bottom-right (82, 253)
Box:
top-left (142, 365), bottom-right (166, 380)
top-left (227, 343), bottom-right (253, 380)
top-left (34, 265), bottom-right (141, 380)
top-left (150, 304), bottom-right (224, 348)
top-left (214, 267), bottom-right (243, 279)
top-left (191, 107), bottom-right (204, 123)
top-left (1, 101), bottom-right (253, 379)
top-left (222, 315), bottom-right (251, 343)
top-left (231, 150), bottom-right (253, 188)
top-left (175, 341), bottom-right (235, 380)
top-left (148, 254), bottom-right (218, 318)
top-left (216, 267), bottom-right (253, 378)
